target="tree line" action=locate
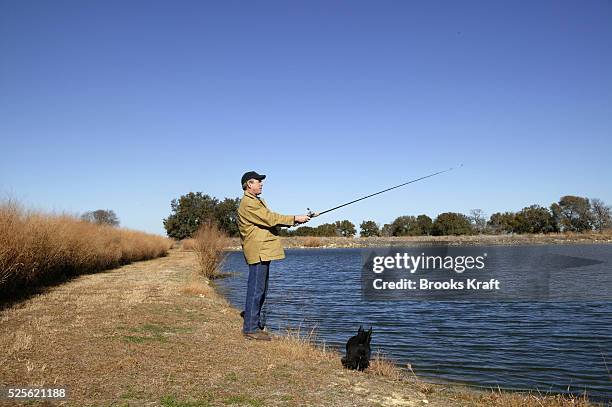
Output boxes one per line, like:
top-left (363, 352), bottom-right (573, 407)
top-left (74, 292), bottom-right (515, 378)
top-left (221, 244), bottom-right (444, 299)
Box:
top-left (163, 193), bottom-right (611, 239)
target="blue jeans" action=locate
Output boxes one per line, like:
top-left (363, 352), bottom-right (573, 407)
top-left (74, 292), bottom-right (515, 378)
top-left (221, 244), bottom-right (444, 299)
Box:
top-left (243, 261), bottom-right (270, 333)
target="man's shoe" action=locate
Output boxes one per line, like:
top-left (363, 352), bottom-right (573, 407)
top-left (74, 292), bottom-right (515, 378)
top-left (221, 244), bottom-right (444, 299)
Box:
top-left (258, 329), bottom-right (272, 338)
top-left (243, 331), bottom-right (271, 341)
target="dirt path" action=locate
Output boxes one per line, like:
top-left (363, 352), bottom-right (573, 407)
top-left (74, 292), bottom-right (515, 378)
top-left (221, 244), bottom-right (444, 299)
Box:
top-left (1, 249), bottom-right (471, 407)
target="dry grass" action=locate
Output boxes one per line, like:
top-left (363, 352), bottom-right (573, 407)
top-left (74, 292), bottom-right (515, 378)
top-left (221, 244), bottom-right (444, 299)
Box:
top-left (553, 229), bottom-right (612, 240)
top-left (0, 248), bottom-right (602, 406)
top-left (0, 200), bottom-right (172, 298)
top-left (405, 362), bottom-right (435, 395)
top-left (367, 351), bottom-right (404, 381)
top-left (303, 236), bottom-right (323, 247)
top-left (453, 387), bottom-right (592, 407)
top-left (180, 238), bottom-right (196, 250)
top-left (275, 324), bottom-right (337, 364)
top-left (222, 231), bottom-right (612, 252)
top-left (191, 222), bottom-right (229, 279)
top-left (180, 271), bottom-right (213, 296)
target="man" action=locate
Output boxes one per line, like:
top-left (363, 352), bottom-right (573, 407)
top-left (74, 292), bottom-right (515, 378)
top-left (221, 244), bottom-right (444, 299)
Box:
top-left (237, 171), bottom-right (310, 341)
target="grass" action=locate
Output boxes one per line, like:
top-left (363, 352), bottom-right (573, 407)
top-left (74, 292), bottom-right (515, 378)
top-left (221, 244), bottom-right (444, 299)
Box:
top-left (120, 386), bottom-right (147, 400)
top-left (1, 208), bottom-right (605, 406)
top-left (117, 323), bottom-right (193, 343)
top-left (181, 270), bottom-right (214, 296)
top-left (0, 199), bottom-right (172, 300)
top-left (223, 394), bottom-right (264, 406)
top-left (0, 248), bottom-right (601, 406)
top-left (180, 238), bottom-right (196, 250)
top-left (452, 387), bottom-right (592, 406)
top-left (191, 222), bottom-right (229, 279)
top-left (161, 394), bottom-right (212, 407)
top-left (303, 236), bottom-right (323, 247)
top-left (367, 350), bottom-right (405, 381)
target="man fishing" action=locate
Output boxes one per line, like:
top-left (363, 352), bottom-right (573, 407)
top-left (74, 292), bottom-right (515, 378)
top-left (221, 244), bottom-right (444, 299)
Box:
top-left (238, 171), bottom-right (311, 341)
top-left (237, 165), bottom-right (460, 340)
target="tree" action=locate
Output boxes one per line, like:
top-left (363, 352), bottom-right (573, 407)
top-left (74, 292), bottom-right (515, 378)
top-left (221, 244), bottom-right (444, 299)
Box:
top-left (294, 226), bottom-right (316, 236)
top-left (335, 220), bottom-right (356, 237)
top-left (551, 195), bottom-right (593, 232)
top-left (315, 223), bottom-right (338, 237)
top-left (81, 209), bottom-right (119, 227)
top-left (360, 220), bottom-right (380, 237)
top-left (432, 212), bottom-right (473, 236)
top-left (415, 215), bottom-right (433, 236)
top-left (278, 227), bottom-right (294, 237)
top-left (390, 216), bottom-right (417, 236)
top-left (469, 209), bottom-right (487, 234)
top-left (591, 198), bottom-right (612, 232)
top-left (387, 215), bottom-right (433, 236)
top-left (515, 205), bottom-right (556, 234)
top-left (163, 192), bottom-right (219, 239)
top-left (214, 198), bottom-right (240, 238)
top-left (380, 223), bottom-right (393, 237)
top-left (488, 212), bottom-right (517, 234)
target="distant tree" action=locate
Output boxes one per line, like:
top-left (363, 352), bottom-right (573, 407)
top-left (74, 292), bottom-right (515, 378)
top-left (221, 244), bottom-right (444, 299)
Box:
top-left (469, 209), bottom-right (487, 234)
top-left (590, 198), bottom-right (612, 232)
top-left (81, 209), bottom-right (119, 227)
top-left (388, 215), bottom-right (433, 236)
top-left (214, 197), bottom-right (240, 237)
top-left (415, 214), bottom-right (433, 236)
top-left (316, 223), bottom-right (339, 237)
top-left (488, 212), bottom-right (517, 234)
top-left (551, 195), bottom-right (593, 232)
top-left (335, 220), bottom-right (356, 237)
top-left (380, 223), bottom-right (393, 237)
top-left (391, 216), bottom-right (409, 236)
top-left (278, 227), bottom-right (294, 237)
top-left (360, 220), bottom-right (380, 237)
top-left (432, 212), bottom-right (473, 236)
top-left (294, 226), bottom-right (317, 236)
top-left (390, 216), bottom-right (417, 236)
top-left (515, 205), bottom-right (556, 234)
top-left (163, 192), bottom-right (219, 239)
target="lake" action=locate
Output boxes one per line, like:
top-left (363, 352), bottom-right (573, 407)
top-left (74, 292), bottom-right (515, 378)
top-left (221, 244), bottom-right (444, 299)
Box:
top-left (215, 244), bottom-right (612, 401)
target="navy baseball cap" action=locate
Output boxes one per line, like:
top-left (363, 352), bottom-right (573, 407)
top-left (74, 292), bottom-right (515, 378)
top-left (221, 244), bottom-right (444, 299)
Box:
top-left (241, 171), bottom-right (266, 186)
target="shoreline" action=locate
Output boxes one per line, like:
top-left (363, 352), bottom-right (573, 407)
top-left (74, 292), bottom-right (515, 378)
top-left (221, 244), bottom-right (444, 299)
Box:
top-left (222, 232), bottom-right (612, 251)
top-left (0, 249), bottom-right (599, 406)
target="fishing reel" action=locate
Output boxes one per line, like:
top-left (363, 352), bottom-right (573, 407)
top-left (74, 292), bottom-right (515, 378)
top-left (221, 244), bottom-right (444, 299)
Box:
top-left (307, 208), bottom-right (319, 218)
top-left (292, 208), bottom-right (319, 227)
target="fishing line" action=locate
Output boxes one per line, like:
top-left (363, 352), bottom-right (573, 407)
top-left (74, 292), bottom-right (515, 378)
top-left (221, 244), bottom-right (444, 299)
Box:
top-left (307, 164), bottom-right (463, 218)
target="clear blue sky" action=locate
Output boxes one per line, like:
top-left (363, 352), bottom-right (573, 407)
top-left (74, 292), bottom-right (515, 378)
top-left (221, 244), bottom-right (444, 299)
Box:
top-left (1, 1), bottom-right (611, 235)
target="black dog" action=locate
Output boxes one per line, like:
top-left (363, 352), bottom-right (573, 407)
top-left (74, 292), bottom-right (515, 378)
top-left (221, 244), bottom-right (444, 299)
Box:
top-left (341, 326), bottom-right (372, 371)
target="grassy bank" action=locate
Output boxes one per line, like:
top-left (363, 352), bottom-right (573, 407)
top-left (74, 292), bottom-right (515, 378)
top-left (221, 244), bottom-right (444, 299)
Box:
top-left (0, 201), bottom-right (172, 300)
top-left (0, 248), bottom-right (597, 406)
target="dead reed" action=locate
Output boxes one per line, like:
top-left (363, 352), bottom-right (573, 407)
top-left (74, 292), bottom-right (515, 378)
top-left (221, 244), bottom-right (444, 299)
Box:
top-left (303, 236), bottom-right (323, 247)
top-left (191, 222), bottom-right (229, 279)
top-left (0, 200), bottom-right (172, 297)
top-left (180, 238), bottom-right (196, 250)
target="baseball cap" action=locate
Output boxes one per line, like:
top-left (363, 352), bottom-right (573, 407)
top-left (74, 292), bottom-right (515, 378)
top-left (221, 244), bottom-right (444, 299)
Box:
top-left (241, 171), bottom-right (266, 186)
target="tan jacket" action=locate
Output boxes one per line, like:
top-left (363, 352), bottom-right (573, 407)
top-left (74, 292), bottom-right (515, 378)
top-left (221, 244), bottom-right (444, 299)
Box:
top-left (237, 191), bottom-right (295, 264)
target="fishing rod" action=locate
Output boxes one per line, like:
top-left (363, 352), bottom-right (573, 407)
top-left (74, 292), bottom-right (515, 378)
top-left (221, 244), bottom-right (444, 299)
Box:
top-left (306, 164), bottom-right (463, 219)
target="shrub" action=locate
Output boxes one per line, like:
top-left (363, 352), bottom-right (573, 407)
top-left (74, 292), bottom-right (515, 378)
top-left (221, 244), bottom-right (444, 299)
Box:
top-left (192, 222), bottom-right (229, 279)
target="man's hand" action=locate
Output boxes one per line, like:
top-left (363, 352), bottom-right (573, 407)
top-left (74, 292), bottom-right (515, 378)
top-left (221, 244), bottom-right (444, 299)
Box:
top-left (294, 215), bottom-right (311, 224)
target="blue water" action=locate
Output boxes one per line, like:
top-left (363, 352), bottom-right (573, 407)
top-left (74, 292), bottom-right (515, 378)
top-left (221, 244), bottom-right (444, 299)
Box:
top-left (215, 245), bottom-right (612, 401)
